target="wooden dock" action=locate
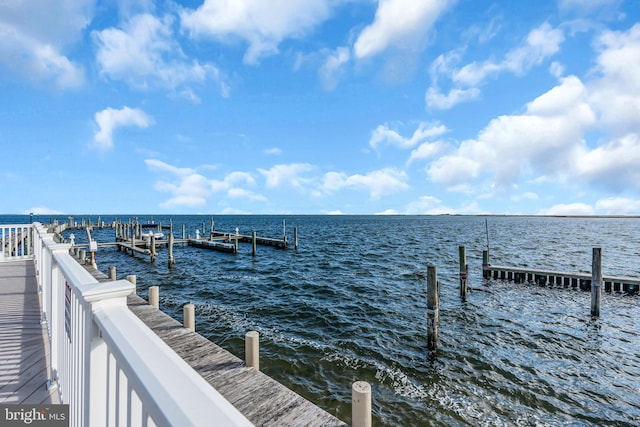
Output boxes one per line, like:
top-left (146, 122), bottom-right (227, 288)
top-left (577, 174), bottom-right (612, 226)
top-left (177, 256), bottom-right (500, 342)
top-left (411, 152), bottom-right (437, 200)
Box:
top-left (0, 260), bottom-right (59, 404)
top-left (81, 260), bottom-right (346, 426)
top-left (483, 264), bottom-right (640, 293)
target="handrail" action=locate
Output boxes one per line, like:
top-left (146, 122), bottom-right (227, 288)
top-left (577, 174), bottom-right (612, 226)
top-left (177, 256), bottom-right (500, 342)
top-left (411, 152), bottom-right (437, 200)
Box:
top-left (26, 223), bottom-right (253, 427)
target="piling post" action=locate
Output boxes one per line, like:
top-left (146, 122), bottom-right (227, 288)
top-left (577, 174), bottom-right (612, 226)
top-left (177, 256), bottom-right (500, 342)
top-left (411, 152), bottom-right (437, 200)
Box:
top-left (80, 250), bottom-right (86, 263)
top-left (126, 275), bottom-right (137, 295)
top-left (182, 224), bottom-right (186, 240)
top-left (168, 232), bottom-right (175, 268)
top-left (150, 233), bottom-right (156, 262)
top-left (109, 266), bottom-right (116, 281)
top-left (252, 231), bottom-right (257, 257)
top-left (482, 250), bottom-right (490, 278)
top-left (459, 246), bottom-right (468, 300)
top-left (149, 286), bottom-right (159, 309)
top-left (245, 331), bottom-right (259, 370)
top-left (183, 304), bottom-right (195, 331)
top-left (352, 381), bottom-right (372, 427)
top-left (294, 227), bottom-right (298, 251)
top-left (591, 248), bottom-right (602, 318)
top-left (427, 265), bottom-right (439, 351)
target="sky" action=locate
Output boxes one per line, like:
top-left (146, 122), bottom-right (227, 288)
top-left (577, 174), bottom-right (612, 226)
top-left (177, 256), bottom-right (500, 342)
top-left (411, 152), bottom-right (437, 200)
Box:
top-left (1, 0), bottom-right (640, 215)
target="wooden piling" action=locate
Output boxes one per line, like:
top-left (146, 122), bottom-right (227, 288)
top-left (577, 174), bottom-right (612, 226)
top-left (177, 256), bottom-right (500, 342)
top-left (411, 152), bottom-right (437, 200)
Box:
top-left (352, 381), bottom-right (372, 427)
top-left (482, 250), bottom-right (490, 278)
top-left (182, 224), bottom-right (186, 240)
top-left (427, 265), bottom-right (439, 351)
top-left (126, 275), bottom-right (137, 295)
top-left (183, 304), bottom-right (195, 331)
top-left (294, 227), bottom-right (298, 251)
top-left (109, 266), bottom-right (116, 281)
top-left (252, 231), bottom-right (257, 257)
top-left (150, 233), bottom-right (156, 262)
top-left (245, 331), bottom-right (259, 370)
top-left (591, 247), bottom-right (602, 318)
top-left (149, 286), bottom-right (159, 309)
top-left (459, 246), bottom-right (468, 300)
top-left (168, 232), bottom-right (175, 267)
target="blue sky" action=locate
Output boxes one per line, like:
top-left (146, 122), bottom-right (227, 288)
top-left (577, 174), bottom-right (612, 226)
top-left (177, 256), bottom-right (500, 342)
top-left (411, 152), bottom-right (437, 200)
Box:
top-left (1, 0), bottom-right (640, 215)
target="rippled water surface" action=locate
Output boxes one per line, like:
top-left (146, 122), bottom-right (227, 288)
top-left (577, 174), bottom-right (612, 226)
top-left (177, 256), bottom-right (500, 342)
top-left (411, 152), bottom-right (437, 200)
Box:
top-left (6, 215), bottom-right (640, 426)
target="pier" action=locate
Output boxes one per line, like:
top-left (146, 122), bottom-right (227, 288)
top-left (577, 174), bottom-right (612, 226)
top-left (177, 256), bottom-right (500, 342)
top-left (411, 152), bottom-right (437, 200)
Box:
top-left (0, 222), bottom-right (359, 426)
top-left (482, 250), bottom-right (640, 294)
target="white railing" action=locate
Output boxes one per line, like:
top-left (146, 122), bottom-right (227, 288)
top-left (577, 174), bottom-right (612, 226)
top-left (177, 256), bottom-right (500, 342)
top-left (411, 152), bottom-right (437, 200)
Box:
top-left (28, 223), bottom-right (254, 427)
top-left (0, 223), bottom-right (33, 261)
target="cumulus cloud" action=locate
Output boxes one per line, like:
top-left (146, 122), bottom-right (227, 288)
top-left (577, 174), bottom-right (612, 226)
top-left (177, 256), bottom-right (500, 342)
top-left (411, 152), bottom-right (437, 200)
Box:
top-left (0, 0), bottom-right (90, 89)
top-left (94, 13), bottom-right (228, 98)
top-left (180, 0), bottom-right (333, 65)
top-left (24, 207), bottom-right (65, 215)
top-left (354, 0), bottom-right (452, 59)
top-left (146, 159), bottom-right (211, 208)
top-left (595, 197), bottom-right (640, 215)
top-left (258, 163), bottom-right (316, 189)
top-left (319, 46), bottom-right (350, 90)
top-left (427, 22), bottom-right (565, 110)
top-left (370, 121), bottom-right (447, 151)
top-left (92, 107), bottom-right (154, 151)
top-left (537, 203), bottom-right (595, 216)
top-left (146, 159), bottom-right (265, 208)
top-left (428, 75), bottom-right (596, 190)
top-left (407, 141), bottom-right (448, 165)
top-left (320, 168), bottom-right (409, 199)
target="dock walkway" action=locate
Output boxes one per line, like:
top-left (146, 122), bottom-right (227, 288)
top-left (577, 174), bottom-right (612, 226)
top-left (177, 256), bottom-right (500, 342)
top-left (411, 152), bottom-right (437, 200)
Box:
top-left (0, 260), bottom-right (59, 404)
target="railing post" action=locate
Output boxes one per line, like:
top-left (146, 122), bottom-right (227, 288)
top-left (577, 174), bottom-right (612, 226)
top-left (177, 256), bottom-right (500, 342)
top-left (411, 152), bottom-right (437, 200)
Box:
top-left (352, 381), bottom-right (372, 427)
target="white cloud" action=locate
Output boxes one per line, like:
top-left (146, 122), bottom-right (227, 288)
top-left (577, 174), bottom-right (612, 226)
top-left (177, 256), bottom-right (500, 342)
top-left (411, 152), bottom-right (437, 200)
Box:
top-left (0, 0), bottom-right (91, 89)
top-left (588, 23), bottom-right (640, 136)
top-left (595, 197), bottom-right (640, 215)
top-left (319, 46), bottom-right (350, 90)
top-left (537, 203), bottom-right (595, 216)
top-left (24, 207), bottom-right (65, 215)
top-left (428, 75), bottom-right (596, 191)
top-left (320, 168), bottom-right (409, 200)
top-left (407, 141), bottom-right (448, 165)
top-left (258, 163), bottom-right (316, 189)
top-left (92, 107), bottom-right (154, 151)
top-left (146, 159), bottom-right (211, 208)
top-left (427, 23), bottom-right (564, 110)
top-left (180, 0), bottom-right (333, 65)
top-left (264, 147), bottom-right (282, 155)
top-left (94, 13), bottom-right (228, 98)
top-left (370, 122), bottom-right (447, 151)
top-left (353, 0), bottom-right (452, 59)
top-left (425, 86), bottom-right (480, 110)
top-left (574, 133), bottom-right (640, 192)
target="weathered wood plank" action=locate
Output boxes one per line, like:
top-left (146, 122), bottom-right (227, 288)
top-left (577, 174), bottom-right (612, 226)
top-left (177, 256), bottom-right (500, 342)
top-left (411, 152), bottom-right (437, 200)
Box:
top-left (0, 260), bottom-right (59, 405)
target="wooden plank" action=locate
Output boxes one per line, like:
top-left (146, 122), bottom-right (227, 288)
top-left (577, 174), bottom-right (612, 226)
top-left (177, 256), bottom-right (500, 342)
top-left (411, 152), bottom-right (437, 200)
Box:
top-left (0, 260), bottom-right (59, 405)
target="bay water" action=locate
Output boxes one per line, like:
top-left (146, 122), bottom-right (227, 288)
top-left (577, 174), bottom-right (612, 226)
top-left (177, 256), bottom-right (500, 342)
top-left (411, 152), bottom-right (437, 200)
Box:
top-left (4, 215), bottom-right (639, 426)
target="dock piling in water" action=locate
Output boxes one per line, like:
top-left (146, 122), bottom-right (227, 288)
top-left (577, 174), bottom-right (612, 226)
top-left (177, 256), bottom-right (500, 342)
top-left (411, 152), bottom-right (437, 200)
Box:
top-left (459, 246), bottom-right (468, 300)
top-left (591, 247), bottom-right (602, 318)
top-left (109, 265), bottom-right (116, 281)
top-left (427, 265), bottom-right (439, 351)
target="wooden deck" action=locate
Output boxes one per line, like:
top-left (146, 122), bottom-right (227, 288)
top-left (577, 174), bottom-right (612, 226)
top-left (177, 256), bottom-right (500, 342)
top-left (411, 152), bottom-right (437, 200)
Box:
top-left (81, 261), bottom-right (347, 427)
top-left (0, 260), bottom-right (59, 404)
